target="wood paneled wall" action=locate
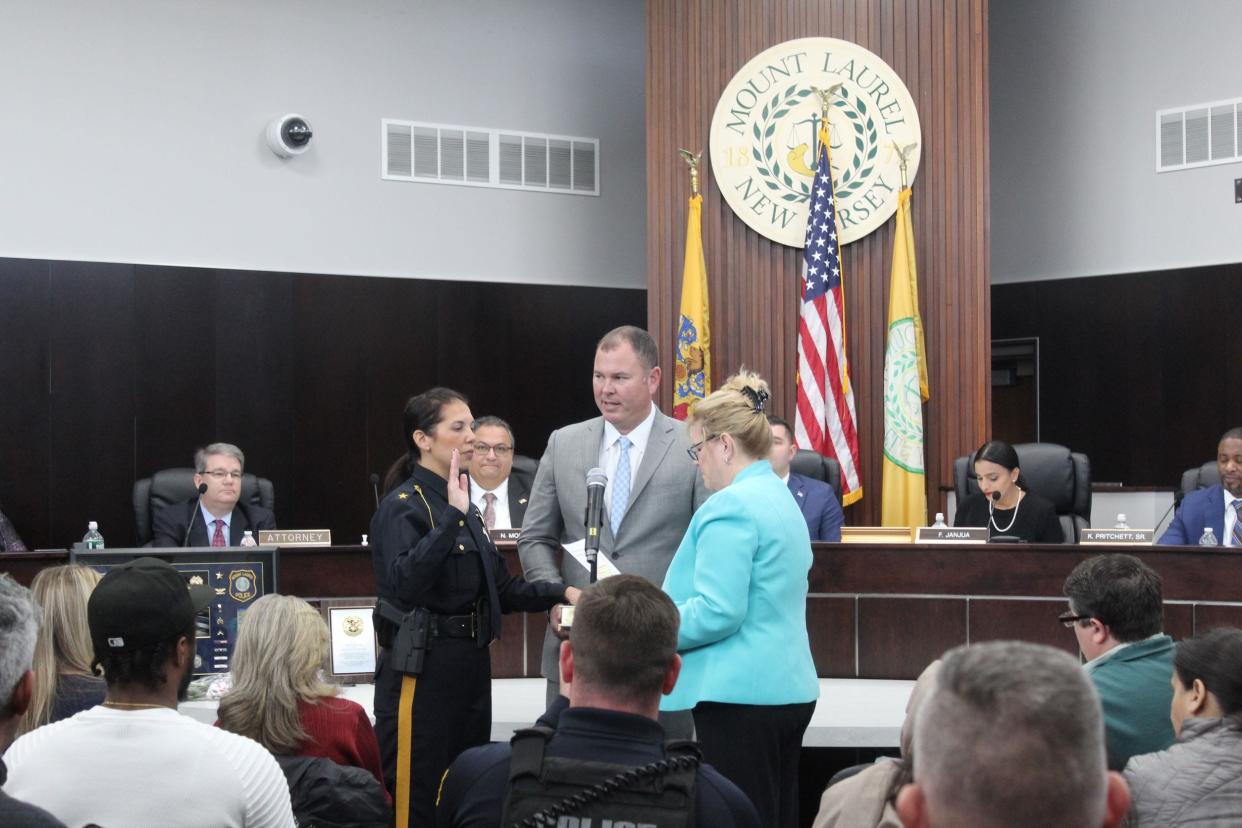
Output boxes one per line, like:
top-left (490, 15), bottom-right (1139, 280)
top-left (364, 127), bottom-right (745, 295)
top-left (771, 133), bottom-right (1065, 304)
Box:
top-left (993, 262), bottom-right (1242, 486)
top-left (0, 258), bottom-right (645, 550)
top-left (646, 0), bottom-right (990, 523)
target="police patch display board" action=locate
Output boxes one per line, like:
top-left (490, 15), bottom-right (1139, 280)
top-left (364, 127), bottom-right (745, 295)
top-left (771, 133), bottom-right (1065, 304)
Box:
top-left (71, 547), bottom-right (278, 676)
top-left (710, 37), bottom-right (921, 247)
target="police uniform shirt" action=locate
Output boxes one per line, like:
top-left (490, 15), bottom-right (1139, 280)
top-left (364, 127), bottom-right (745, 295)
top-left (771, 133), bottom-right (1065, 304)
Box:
top-left (370, 464), bottom-right (563, 628)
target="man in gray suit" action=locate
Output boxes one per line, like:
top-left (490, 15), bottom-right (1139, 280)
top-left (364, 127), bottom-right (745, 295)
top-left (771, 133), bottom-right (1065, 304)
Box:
top-left (519, 325), bottom-right (708, 714)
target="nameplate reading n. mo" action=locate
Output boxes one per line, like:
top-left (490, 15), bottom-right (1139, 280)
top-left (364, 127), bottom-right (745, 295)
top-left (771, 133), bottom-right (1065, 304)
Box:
top-left (710, 37), bottom-right (921, 247)
top-left (257, 529), bottom-right (332, 547)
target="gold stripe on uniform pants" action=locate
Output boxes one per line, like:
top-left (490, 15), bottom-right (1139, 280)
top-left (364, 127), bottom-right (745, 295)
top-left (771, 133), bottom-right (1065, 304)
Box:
top-left (395, 674), bottom-right (417, 828)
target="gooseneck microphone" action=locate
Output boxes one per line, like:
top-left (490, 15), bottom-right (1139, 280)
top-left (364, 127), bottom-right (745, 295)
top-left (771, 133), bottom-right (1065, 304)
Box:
top-left (1153, 498), bottom-right (1178, 538)
top-left (370, 473), bottom-right (381, 509)
top-left (990, 490), bottom-right (1002, 501)
top-left (183, 482), bottom-right (209, 547)
top-left (584, 467), bottom-right (608, 583)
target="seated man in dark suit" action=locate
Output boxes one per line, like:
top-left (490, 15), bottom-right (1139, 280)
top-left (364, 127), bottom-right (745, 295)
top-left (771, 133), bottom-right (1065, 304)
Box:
top-left (768, 415), bottom-right (843, 541)
top-left (151, 442), bottom-right (276, 547)
top-left (1159, 426), bottom-right (1242, 546)
top-left (468, 416), bottom-right (530, 530)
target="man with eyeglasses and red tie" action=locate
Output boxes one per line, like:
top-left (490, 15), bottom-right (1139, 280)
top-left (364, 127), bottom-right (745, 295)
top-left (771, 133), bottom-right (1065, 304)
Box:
top-left (151, 443), bottom-right (277, 547)
top-left (468, 417), bottom-right (530, 531)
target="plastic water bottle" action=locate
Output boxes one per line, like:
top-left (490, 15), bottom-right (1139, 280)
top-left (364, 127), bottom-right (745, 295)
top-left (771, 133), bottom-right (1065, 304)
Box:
top-left (1114, 514), bottom-right (1130, 529)
top-left (240, 530), bottom-right (258, 548)
top-left (361, 533), bottom-right (370, 547)
top-left (1199, 527), bottom-right (1219, 546)
top-left (83, 521), bottom-right (105, 549)
top-left (931, 513), bottom-right (947, 528)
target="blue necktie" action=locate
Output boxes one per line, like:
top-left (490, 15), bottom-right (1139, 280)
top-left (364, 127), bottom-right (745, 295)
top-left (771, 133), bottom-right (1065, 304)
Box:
top-left (1232, 499), bottom-right (1242, 548)
top-left (611, 436), bottom-right (632, 535)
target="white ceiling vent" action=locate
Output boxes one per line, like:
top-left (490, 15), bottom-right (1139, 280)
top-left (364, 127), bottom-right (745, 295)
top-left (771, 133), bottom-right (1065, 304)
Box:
top-left (1156, 97), bottom-right (1240, 172)
top-left (382, 119), bottom-right (599, 196)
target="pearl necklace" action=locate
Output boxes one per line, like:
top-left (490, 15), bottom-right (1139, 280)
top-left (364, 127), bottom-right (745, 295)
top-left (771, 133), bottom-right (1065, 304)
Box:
top-left (989, 490), bottom-right (1024, 534)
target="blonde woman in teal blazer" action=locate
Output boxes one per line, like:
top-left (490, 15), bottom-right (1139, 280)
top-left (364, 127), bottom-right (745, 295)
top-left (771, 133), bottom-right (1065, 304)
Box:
top-left (661, 371), bottom-right (819, 828)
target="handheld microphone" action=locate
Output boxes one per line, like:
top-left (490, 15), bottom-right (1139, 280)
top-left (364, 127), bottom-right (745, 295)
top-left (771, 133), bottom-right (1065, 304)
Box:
top-left (370, 473), bottom-right (381, 509)
top-left (183, 482), bottom-right (209, 547)
top-left (583, 467), bottom-right (608, 583)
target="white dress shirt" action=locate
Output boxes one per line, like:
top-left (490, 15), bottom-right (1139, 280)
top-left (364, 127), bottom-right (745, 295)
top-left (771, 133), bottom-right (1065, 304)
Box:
top-left (1224, 488), bottom-right (1241, 546)
top-left (470, 476), bottom-right (513, 530)
top-left (599, 403), bottom-right (658, 511)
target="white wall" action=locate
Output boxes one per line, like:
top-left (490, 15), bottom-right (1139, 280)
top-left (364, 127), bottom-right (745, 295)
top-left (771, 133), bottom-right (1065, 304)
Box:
top-left (0, 0), bottom-right (646, 289)
top-left (990, 0), bottom-right (1242, 284)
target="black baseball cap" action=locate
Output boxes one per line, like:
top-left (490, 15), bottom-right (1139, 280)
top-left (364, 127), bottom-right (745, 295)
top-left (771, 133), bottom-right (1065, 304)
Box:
top-left (88, 557), bottom-right (213, 654)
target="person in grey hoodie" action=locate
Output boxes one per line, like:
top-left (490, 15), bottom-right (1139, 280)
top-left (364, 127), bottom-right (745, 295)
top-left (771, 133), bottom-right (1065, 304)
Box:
top-left (1125, 627), bottom-right (1242, 826)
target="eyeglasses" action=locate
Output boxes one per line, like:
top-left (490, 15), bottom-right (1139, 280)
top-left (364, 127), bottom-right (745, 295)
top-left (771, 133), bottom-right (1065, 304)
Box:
top-left (686, 434), bottom-right (719, 462)
top-left (202, 470), bottom-right (242, 480)
top-left (1058, 611), bottom-right (1093, 629)
top-left (473, 442), bottom-right (513, 457)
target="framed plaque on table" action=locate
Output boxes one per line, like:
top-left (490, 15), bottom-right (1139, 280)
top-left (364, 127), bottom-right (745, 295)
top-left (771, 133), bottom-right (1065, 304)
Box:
top-left (325, 603), bottom-right (378, 682)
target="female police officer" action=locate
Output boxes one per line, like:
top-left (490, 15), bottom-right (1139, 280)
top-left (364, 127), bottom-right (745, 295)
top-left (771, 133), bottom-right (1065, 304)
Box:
top-left (371, 387), bottom-right (578, 828)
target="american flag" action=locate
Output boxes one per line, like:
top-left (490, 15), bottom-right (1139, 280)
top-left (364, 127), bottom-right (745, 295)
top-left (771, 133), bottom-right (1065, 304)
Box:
top-left (794, 123), bottom-right (862, 506)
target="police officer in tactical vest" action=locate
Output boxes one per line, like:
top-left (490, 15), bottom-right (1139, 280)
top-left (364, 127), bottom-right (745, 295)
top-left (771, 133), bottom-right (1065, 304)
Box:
top-left (435, 574), bottom-right (759, 827)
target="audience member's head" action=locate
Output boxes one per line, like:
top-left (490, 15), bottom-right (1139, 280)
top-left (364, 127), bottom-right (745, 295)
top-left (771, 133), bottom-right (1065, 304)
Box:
top-left (193, 442), bottom-right (247, 516)
top-left (896, 641), bottom-right (1129, 828)
top-left (87, 557), bottom-right (212, 702)
top-left (19, 564), bottom-right (101, 734)
top-left (470, 415), bottom-right (516, 491)
top-left (217, 594), bottom-right (334, 754)
top-left (1169, 626), bottom-right (1242, 736)
top-left (1218, 427), bottom-right (1242, 497)
top-left (594, 326), bottom-right (661, 433)
top-left (767, 414), bottom-right (798, 479)
top-left (562, 574), bottom-right (680, 718)
top-left (0, 574), bottom-right (41, 751)
top-left (1063, 553), bottom-right (1163, 660)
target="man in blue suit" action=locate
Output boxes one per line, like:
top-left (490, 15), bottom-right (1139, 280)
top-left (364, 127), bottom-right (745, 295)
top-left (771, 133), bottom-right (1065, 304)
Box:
top-left (767, 415), bottom-right (844, 542)
top-left (1159, 427), bottom-right (1242, 546)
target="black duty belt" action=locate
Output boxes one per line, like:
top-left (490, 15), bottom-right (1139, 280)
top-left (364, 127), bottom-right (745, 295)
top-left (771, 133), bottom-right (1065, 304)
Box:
top-left (431, 612), bottom-right (476, 639)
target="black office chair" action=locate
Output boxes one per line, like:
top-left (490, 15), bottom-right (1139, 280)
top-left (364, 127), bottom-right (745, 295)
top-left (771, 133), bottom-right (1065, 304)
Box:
top-left (1177, 461), bottom-right (1219, 507)
top-left (952, 443), bottom-right (1091, 543)
top-left (511, 454), bottom-right (539, 480)
top-left (134, 468), bottom-right (275, 546)
top-left (790, 449), bottom-right (843, 507)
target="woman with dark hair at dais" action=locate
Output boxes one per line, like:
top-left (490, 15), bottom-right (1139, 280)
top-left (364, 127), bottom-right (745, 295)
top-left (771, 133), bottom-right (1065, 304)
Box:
top-left (952, 439), bottom-right (1063, 543)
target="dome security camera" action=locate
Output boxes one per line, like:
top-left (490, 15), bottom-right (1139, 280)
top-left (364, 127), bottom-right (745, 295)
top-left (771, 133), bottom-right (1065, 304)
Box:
top-left (266, 114), bottom-right (313, 158)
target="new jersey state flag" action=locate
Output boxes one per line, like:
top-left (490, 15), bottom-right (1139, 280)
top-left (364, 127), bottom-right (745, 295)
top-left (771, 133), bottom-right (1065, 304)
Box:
top-left (673, 193), bottom-right (711, 420)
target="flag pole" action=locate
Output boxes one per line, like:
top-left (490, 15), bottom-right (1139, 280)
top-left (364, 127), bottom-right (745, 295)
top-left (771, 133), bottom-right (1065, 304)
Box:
top-left (810, 84), bottom-right (850, 396)
top-left (891, 142), bottom-right (916, 188)
top-left (677, 147), bottom-right (702, 195)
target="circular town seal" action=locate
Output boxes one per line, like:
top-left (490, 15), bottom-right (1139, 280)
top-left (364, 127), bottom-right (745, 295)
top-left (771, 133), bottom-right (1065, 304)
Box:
top-left (710, 37), bottom-right (921, 247)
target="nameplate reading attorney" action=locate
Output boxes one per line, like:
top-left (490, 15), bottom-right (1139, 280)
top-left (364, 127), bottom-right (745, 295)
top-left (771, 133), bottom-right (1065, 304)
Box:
top-left (257, 529), bottom-right (332, 547)
top-left (915, 527), bottom-right (988, 544)
top-left (1080, 528), bottom-right (1155, 546)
